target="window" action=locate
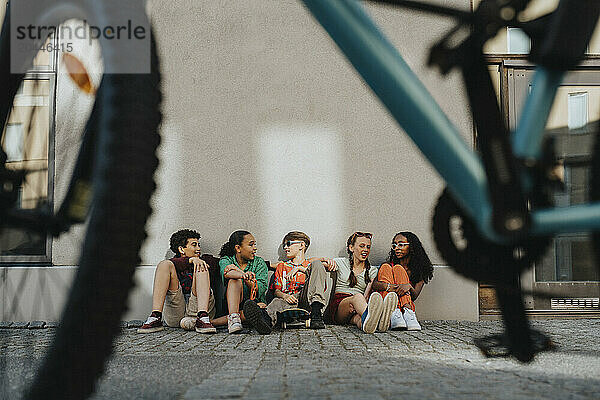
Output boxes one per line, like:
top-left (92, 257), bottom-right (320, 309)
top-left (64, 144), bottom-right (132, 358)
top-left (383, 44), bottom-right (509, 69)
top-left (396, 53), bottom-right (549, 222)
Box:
top-left (507, 28), bottom-right (531, 55)
top-left (501, 67), bottom-right (600, 311)
top-left (1, 3), bottom-right (56, 262)
top-left (567, 92), bottom-right (588, 131)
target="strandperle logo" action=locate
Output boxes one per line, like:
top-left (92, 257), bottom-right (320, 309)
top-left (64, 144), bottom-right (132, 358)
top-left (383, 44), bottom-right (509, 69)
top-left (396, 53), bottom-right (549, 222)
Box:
top-left (11, 0), bottom-right (151, 74)
top-left (15, 20), bottom-right (147, 43)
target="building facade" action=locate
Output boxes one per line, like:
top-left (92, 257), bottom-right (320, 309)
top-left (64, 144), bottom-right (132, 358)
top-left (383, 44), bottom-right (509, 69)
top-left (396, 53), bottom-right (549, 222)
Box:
top-left (1, 0), bottom-right (599, 321)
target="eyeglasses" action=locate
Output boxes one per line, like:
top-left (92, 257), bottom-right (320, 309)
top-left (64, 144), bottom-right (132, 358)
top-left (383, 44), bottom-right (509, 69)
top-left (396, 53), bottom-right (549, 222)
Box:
top-left (283, 240), bottom-right (304, 248)
top-left (391, 242), bottom-right (409, 249)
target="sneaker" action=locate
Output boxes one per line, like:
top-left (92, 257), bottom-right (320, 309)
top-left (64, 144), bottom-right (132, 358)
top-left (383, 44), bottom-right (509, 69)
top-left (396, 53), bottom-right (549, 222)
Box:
top-left (196, 316), bottom-right (217, 334)
top-left (227, 313), bottom-right (243, 334)
top-left (180, 316), bottom-right (196, 330)
top-left (377, 292), bottom-right (398, 332)
top-left (243, 300), bottom-right (272, 335)
top-left (403, 308), bottom-right (422, 331)
top-left (390, 308), bottom-right (407, 330)
top-left (361, 292), bottom-right (383, 334)
top-left (137, 316), bottom-right (164, 333)
top-left (309, 302), bottom-right (325, 329)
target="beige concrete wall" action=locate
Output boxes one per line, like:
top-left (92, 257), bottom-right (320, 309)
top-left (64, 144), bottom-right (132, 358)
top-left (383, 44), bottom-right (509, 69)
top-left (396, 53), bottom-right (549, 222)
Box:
top-left (138, 0), bottom-right (472, 266)
top-left (415, 266), bottom-right (479, 321)
top-left (0, 265), bottom-right (478, 322)
top-left (51, 0), bottom-right (474, 267)
top-left (46, 1), bottom-right (479, 317)
top-left (0, 266), bottom-right (151, 322)
top-left (0, 266), bottom-right (76, 322)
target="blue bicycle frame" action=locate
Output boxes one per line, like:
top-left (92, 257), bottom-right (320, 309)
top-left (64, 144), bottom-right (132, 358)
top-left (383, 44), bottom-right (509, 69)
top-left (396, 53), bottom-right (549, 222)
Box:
top-left (300, 0), bottom-right (600, 242)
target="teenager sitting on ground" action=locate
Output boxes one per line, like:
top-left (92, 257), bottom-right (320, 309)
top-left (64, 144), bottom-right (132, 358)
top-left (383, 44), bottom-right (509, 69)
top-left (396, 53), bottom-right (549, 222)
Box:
top-left (138, 229), bottom-right (217, 334)
top-left (372, 231), bottom-right (434, 331)
top-left (325, 232), bottom-right (397, 334)
top-left (214, 230), bottom-right (268, 334)
top-left (243, 231), bottom-right (337, 334)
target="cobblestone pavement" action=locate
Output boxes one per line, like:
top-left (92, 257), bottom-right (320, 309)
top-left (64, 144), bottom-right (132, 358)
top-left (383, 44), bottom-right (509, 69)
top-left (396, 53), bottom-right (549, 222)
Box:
top-left (1, 319), bottom-right (600, 399)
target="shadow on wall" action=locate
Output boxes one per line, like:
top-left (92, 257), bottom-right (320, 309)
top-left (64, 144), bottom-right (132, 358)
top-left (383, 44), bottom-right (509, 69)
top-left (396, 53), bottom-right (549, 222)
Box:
top-left (141, 120), bottom-right (188, 265)
top-left (257, 125), bottom-right (347, 261)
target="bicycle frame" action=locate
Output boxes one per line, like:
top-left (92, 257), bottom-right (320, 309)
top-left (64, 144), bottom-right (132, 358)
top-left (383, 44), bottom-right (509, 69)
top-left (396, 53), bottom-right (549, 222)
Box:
top-left (300, 0), bottom-right (600, 242)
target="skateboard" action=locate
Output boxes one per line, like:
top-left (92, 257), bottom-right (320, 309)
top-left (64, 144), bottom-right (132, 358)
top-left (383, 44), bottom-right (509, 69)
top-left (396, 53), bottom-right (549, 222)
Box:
top-left (278, 308), bottom-right (310, 329)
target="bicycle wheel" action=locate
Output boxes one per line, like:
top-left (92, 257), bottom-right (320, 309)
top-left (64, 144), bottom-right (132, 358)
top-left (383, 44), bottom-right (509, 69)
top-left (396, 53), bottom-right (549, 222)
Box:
top-left (0, 2), bottom-right (162, 399)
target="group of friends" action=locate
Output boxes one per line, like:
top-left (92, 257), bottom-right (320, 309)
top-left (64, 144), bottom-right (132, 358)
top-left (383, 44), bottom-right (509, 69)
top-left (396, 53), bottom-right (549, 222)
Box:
top-left (137, 228), bottom-right (434, 335)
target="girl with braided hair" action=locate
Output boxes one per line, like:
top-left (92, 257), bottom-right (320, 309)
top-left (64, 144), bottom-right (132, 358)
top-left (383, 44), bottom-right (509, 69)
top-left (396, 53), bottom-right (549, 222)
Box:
top-left (372, 231), bottom-right (434, 331)
top-left (325, 232), bottom-right (396, 333)
top-left (216, 230), bottom-right (269, 334)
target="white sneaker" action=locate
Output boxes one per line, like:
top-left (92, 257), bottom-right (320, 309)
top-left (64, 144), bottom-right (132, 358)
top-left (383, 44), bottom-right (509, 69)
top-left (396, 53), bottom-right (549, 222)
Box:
top-left (228, 313), bottom-right (243, 334)
top-left (361, 292), bottom-right (384, 334)
top-left (390, 308), bottom-right (407, 330)
top-left (377, 292), bottom-right (398, 332)
top-left (403, 308), bottom-right (422, 331)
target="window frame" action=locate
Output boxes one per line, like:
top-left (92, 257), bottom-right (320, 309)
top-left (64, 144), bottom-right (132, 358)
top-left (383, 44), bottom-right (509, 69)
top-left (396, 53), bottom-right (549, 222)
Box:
top-left (0, 72), bottom-right (56, 265)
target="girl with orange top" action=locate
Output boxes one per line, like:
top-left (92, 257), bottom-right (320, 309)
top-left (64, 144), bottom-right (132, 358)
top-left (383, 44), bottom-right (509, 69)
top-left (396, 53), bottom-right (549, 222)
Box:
top-left (372, 231), bottom-right (434, 331)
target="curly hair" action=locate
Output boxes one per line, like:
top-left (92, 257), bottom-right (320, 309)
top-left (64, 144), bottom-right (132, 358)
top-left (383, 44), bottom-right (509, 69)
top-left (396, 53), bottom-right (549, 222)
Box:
top-left (169, 229), bottom-right (201, 257)
top-left (346, 232), bottom-right (372, 288)
top-left (387, 231), bottom-right (433, 284)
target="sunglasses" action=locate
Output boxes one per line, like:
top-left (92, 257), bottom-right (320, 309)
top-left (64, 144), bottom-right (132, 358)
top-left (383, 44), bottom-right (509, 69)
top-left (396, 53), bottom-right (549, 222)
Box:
top-left (391, 242), bottom-right (410, 249)
top-left (352, 231), bottom-right (373, 240)
top-left (283, 240), bottom-right (304, 248)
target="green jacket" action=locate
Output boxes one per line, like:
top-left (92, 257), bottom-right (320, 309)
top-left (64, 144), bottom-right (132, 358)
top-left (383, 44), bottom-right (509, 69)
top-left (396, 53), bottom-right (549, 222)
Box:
top-left (219, 255), bottom-right (268, 303)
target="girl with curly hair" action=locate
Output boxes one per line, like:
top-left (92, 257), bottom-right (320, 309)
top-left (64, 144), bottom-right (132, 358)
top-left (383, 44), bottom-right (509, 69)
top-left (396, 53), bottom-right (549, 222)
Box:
top-left (372, 231), bottom-right (434, 331)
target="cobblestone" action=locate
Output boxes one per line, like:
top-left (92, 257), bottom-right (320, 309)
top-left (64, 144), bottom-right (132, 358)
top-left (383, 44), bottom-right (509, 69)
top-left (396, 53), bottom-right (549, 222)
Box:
top-left (1, 320), bottom-right (599, 399)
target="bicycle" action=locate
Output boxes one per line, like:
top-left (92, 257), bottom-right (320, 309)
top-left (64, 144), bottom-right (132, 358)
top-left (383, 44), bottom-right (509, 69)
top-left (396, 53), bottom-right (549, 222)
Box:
top-left (1, 0), bottom-right (161, 398)
top-left (1, 0), bottom-right (599, 398)
top-left (299, 0), bottom-right (600, 362)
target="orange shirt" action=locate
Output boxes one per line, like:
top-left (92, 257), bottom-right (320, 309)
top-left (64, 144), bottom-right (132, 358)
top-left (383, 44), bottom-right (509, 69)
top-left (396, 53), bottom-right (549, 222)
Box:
top-left (273, 260), bottom-right (310, 294)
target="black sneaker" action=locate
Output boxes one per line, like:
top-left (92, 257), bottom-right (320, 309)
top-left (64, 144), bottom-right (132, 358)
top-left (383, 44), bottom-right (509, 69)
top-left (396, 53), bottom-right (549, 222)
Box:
top-left (243, 300), bottom-right (272, 335)
top-left (309, 302), bottom-right (325, 329)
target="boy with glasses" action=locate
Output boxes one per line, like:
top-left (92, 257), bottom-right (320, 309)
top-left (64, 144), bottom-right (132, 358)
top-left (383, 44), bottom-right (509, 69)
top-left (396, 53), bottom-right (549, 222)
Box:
top-left (243, 231), bottom-right (336, 333)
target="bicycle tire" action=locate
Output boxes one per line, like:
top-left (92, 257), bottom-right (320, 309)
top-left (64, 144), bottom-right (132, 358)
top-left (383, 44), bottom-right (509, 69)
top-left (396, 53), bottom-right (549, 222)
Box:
top-left (0, 4), bottom-right (162, 400)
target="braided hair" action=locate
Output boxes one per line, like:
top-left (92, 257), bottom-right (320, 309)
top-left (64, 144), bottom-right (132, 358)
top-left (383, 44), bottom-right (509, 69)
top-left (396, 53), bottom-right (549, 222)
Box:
top-left (387, 231), bottom-right (433, 284)
top-left (346, 232), bottom-right (372, 288)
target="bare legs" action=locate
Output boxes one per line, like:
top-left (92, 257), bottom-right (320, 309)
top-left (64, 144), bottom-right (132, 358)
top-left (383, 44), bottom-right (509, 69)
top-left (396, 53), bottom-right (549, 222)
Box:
top-left (151, 261), bottom-right (179, 312)
top-left (211, 278), bottom-right (246, 327)
top-left (192, 267), bottom-right (211, 312)
top-left (151, 260), bottom-right (211, 314)
top-left (226, 278), bottom-right (244, 314)
top-left (335, 294), bottom-right (367, 328)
